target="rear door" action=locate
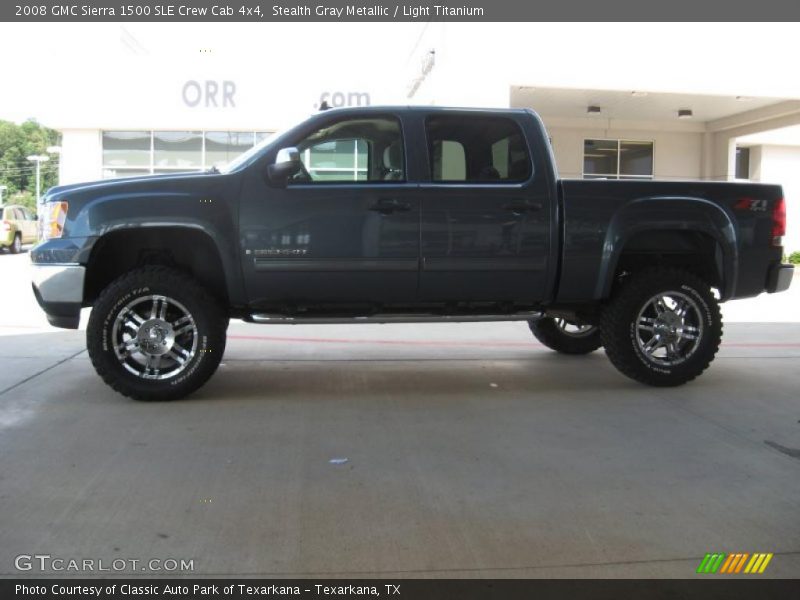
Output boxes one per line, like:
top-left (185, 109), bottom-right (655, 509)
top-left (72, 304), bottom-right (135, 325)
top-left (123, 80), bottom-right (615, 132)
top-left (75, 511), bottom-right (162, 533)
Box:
top-left (418, 113), bottom-right (553, 304)
top-left (19, 208), bottom-right (38, 242)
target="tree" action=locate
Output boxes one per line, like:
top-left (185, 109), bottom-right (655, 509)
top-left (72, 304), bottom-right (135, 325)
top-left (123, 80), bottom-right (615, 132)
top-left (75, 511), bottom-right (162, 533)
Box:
top-left (0, 119), bottom-right (61, 210)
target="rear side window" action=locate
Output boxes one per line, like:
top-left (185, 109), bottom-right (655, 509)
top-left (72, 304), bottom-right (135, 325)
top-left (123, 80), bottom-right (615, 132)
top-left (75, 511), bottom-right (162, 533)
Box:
top-left (426, 115), bottom-right (532, 183)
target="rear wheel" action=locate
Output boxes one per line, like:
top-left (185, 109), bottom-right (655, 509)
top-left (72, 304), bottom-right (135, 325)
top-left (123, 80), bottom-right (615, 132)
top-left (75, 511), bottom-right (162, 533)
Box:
top-left (87, 266), bottom-right (226, 401)
top-left (529, 317), bottom-right (602, 355)
top-left (10, 233), bottom-right (21, 254)
top-left (600, 267), bottom-right (722, 386)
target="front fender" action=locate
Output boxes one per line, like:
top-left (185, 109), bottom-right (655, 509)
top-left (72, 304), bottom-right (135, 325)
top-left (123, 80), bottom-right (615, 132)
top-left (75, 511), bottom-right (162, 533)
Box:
top-left (68, 189), bottom-right (243, 305)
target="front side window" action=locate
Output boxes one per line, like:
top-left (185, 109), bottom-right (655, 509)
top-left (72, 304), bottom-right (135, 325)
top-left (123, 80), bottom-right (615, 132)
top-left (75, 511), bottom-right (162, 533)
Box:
top-left (426, 115), bottom-right (532, 183)
top-left (290, 116), bottom-right (404, 184)
top-left (584, 139), bottom-right (654, 179)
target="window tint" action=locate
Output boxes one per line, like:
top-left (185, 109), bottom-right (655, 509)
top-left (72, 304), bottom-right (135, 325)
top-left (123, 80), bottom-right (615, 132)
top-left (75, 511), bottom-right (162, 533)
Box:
top-left (291, 116), bottom-right (404, 184)
top-left (432, 140), bottom-right (466, 181)
top-left (426, 115), bottom-right (531, 182)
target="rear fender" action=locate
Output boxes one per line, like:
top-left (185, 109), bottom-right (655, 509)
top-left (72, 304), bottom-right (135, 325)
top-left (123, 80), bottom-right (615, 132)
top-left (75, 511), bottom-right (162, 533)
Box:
top-left (598, 196), bottom-right (737, 300)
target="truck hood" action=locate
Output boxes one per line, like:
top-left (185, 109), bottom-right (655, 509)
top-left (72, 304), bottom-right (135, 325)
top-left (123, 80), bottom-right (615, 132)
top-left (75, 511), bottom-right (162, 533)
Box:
top-left (43, 171), bottom-right (217, 203)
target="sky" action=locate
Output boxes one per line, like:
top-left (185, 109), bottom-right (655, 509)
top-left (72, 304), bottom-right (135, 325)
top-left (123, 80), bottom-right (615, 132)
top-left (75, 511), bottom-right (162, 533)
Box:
top-left (1, 22), bottom-right (800, 126)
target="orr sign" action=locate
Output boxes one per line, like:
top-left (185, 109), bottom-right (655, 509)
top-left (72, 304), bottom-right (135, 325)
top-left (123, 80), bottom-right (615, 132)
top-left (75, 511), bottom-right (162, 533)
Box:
top-left (182, 80), bottom-right (237, 108)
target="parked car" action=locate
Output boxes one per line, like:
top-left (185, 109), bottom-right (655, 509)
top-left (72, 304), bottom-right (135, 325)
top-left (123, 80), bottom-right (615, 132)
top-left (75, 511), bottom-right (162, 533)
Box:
top-left (1, 204), bottom-right (37, 253)
top-left (31, 106), bottom-right (793, 400)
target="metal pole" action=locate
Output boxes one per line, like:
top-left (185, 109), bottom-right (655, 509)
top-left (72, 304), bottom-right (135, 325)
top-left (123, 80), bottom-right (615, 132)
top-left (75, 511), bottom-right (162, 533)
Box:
top-left (27, 155), bottom-right (49, 205)
top-left (35, 161), bottom-right (41, 205)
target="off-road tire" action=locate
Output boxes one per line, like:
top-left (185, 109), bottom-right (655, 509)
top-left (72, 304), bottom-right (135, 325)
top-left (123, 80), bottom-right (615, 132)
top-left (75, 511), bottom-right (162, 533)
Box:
top-left (529, 317), bottom-right (602, 355)
top-left (600, 267), bottom-right (722, 386)
top-left (87, 266), bottom-right (226, 401)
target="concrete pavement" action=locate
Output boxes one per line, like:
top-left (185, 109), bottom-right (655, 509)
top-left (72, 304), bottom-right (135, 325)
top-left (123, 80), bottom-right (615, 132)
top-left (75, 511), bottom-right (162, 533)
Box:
top-left (1, 251), bottom-right (799, 578)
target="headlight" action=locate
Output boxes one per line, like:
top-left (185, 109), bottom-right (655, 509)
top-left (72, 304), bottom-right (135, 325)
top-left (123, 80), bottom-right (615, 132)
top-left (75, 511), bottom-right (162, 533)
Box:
top-left (40, 201), bottom-right (68, 241)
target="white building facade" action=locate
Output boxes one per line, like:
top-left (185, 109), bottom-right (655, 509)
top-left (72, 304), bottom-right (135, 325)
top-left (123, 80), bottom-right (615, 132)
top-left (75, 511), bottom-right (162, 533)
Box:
top-left (50, 23), bottom-right (800, 252)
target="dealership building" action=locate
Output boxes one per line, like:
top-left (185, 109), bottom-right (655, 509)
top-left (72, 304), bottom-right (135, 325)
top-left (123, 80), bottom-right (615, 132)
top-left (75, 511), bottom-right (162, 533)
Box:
top-left (47, 23), bottom-right (800, 252)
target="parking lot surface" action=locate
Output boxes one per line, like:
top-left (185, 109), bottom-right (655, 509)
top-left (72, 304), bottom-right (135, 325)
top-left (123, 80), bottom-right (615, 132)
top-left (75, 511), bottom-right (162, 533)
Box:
top-left (1, 251), bottom-right (799, 578)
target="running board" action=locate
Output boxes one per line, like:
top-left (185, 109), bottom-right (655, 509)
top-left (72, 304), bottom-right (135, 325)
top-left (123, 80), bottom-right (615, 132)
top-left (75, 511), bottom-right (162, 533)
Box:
top-left (248, 311), bottom-right (543, 325)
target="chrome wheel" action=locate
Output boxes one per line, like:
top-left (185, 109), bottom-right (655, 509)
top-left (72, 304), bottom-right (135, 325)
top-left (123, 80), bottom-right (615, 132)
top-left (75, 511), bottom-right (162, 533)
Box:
top-left (111, 295), bottom-right (198, 380)
top-left (554, 318), bottom-right (597, 337)
top-left (635, 291), bottom-right (703, 367)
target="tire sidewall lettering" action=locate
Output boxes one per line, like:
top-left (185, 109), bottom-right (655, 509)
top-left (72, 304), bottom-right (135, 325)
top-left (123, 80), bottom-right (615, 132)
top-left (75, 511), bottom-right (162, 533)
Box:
top-left (101, 286), bottom-right (150, 351)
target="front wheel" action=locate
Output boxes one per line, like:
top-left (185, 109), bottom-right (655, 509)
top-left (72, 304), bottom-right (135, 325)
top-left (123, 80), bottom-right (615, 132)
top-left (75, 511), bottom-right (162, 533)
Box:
top-left (529, 317), bottom-right (602, 355)
top-left (600, 267), bottom-right (722, 387)
top-left (87, 266), bottom-right (226, 401)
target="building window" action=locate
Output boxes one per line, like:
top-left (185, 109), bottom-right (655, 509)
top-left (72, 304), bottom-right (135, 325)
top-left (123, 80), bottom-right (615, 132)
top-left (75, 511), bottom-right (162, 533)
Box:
top-left (584, 139), bottom-right (654, 179)
top-left (102, 131), bottom-right (151, 168)
top-left (101, 130), bottom-right (273, 178)
top-left (154, 131), bottom-right (203, 168)
top-left (205, 132), bottom-right (256, 167)
top-left (735, 146), bottom-right (751, 180)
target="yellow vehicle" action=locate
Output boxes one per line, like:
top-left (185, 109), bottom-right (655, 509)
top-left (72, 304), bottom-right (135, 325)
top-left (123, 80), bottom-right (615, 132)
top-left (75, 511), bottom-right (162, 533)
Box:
top-left (1, 204), bottom-right (38, 253)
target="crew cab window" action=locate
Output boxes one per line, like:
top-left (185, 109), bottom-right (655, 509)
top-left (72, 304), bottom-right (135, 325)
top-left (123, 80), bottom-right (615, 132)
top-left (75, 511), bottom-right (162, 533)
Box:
top-left (290, 116), bottom-right (405, 184)
top-left (426, 115), bottom-right (532, 183)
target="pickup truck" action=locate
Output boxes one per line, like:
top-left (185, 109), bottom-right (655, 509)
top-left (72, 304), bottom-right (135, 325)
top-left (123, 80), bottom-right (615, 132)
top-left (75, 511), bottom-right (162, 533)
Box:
top-left (31, 106), bottom-right (793, 400)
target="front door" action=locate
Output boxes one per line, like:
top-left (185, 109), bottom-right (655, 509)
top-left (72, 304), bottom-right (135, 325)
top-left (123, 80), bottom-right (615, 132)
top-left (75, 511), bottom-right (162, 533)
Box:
top-left (239, 113), bottom-right (420, 310)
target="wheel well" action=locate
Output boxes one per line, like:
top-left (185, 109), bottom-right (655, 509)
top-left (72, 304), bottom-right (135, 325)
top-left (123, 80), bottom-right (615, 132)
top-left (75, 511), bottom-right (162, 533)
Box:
top-left (613, 230), bottom-right (723, 292)
top-left (84, 228), bottom-right (229, 308)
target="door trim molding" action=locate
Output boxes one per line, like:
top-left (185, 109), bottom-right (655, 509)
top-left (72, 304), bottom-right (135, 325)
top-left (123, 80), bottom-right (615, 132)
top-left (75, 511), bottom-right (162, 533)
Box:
top-left (254, 258), bottom-right (419, 272)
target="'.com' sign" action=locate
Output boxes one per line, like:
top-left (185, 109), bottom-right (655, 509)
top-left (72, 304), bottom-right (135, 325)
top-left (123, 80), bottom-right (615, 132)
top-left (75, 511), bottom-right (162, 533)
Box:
top-left (314, 91), bottom-right (371, 110)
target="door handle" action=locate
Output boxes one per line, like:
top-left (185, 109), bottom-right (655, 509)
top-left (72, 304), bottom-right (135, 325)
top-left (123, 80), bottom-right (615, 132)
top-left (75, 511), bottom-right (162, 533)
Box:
top-left (504, 201), bottom-right (542, 215)
top-left (370, 199), bottom-right (411, 214)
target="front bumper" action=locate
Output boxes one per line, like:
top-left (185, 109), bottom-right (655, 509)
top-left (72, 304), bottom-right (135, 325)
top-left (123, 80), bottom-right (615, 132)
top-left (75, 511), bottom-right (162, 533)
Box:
top-left (31, 263), bottom-right (85, 329)
top-left (766, 263), bottom-right (794, 294)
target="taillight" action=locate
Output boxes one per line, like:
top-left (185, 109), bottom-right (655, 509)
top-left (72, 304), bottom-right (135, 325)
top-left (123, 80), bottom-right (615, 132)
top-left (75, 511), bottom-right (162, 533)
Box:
top-left (1, 221), bottom-right (10, 232)
top-left (772, 197), bottom-right (786, 247)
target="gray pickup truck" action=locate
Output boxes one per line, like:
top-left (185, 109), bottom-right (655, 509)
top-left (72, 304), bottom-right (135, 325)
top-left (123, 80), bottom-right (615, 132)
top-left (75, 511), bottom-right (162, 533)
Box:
top-left (31, 106), bottom-right (793, 400)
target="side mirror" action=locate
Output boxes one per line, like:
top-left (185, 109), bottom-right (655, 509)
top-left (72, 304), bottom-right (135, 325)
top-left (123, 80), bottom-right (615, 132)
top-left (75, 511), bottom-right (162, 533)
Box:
top-left (267, 147), bottom-right (302, 186)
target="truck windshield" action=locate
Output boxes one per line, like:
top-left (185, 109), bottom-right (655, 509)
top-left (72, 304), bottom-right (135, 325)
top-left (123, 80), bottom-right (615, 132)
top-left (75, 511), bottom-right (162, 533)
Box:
top-left (217, 120), bottom-right (299, 174)
top-left (217, 136), bottom-right (273, 174)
